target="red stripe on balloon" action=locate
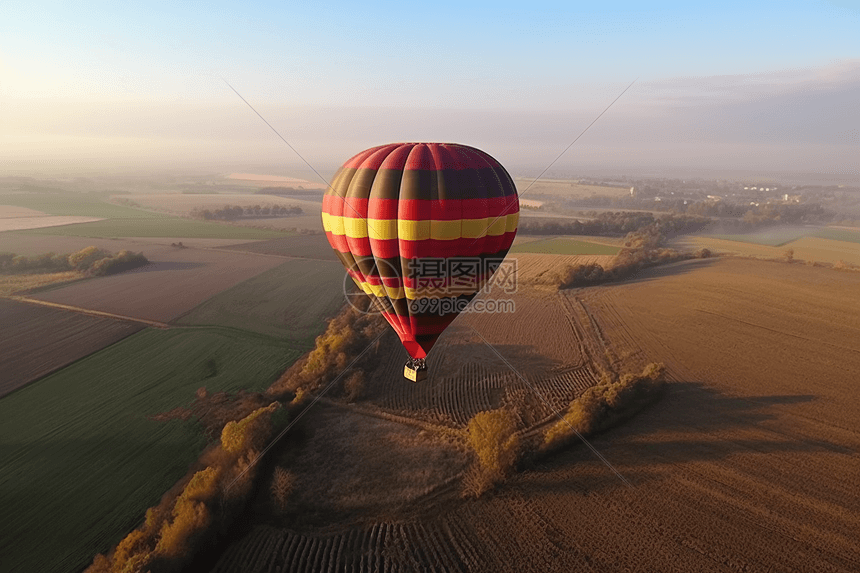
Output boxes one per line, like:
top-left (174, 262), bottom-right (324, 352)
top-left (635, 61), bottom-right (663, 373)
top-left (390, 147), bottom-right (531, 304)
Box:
top-left (342, 143), bottom-right (503, 171)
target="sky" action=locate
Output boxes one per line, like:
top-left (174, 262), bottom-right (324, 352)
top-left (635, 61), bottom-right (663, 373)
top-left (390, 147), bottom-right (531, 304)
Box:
top-left (1, 0), bottom-right (858, 179)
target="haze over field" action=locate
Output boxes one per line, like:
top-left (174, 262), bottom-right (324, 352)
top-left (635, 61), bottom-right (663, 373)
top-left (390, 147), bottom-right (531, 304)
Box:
top-left (1, 1), bottom-right (858, 180)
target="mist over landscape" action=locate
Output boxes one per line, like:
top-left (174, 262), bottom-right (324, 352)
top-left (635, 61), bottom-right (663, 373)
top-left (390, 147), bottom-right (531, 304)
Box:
top-left (2, 2), bottom-right (859, 573)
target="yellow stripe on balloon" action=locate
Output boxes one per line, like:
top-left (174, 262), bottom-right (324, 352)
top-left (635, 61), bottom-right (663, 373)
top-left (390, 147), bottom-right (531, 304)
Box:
top-left (350, 278), bottom-right (488, 301)
top-left (324, 213), bottom-right (519, 241)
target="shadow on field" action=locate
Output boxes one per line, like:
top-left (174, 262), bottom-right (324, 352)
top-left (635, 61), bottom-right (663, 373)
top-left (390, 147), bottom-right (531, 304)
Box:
top-left (615, 257), bottom-right (721, 286)
top-left (521, 380), bottom-right (829, 493)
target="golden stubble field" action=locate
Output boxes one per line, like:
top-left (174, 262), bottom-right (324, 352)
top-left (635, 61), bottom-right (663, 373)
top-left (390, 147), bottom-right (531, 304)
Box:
top-left (674, 235), bottom-right (860, 266)
top-left (0, 204), bottom-right (103, 232)
top-left (206, 256), bottom-right (859, 572)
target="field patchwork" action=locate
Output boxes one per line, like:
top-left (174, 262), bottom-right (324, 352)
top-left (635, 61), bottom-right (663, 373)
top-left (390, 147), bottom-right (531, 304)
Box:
top-left (28, 247), bottom-right (285, 322)
top-left (0, 327), bottom-right (302, 573)
top-left (174, 258), bottom-right (346, 344)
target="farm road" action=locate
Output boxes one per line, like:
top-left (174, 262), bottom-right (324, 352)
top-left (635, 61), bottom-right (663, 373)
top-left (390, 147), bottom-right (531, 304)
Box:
top-left (6, 296), bottom-right (170, 329)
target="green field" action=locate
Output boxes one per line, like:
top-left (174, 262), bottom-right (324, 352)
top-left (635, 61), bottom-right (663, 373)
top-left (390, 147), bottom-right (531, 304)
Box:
top-left (0, 327), bottom-right (302, 573)
top-left (509, 237), bottom-right (621, 255)
top-left (705, 226), bottom-right (860, 248)
top-left (1, 191), bottom-right (290, 239)
top-left (0, 191), bottom-right (166, 219)
top-left (175, 258), bottom-right (347, 344)
top-left (21, 216), bottom-right (289, 239)
top-left (815, 227), bottom-right (860, 244)
top-left (705, 227), bottom-right (812, 246)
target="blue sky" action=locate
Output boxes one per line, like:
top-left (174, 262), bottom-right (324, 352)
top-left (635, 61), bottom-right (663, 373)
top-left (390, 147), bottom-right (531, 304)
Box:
top-left (1, 1), bottom-right (858, 175)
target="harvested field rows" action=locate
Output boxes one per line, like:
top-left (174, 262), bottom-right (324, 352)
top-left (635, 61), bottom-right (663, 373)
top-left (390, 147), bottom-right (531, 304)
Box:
top-left (212, 520), bottom-right (498, 573)
top-left (361, 291), bottom-right (599, 428)
top-left (207, 256), bottom-right (860, 573)
top-left (213, 375), bottom-right (860, 573)
top-left (513, 253), bottom-right (616, 284)
top-left (0, 299), bottom-right (143, 396)
top-left (509, 237), bottom-right (621, 256)
top-left (581, 258), bottom-right (860, 428)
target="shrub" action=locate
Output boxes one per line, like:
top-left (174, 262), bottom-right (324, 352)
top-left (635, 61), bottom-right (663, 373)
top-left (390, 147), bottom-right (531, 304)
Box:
top-left (111, 529), bottom-right (153, 572)
top-left (342, 371), bottom-right (365, 402)
top-left (68, 246), bottom-right (109, 270)
top-left (467, 409), bottom-right (521, 476)
top-left (88, 250), bottom-right (148, 276)
top-left (154, 466), bottom-right (221, 559)
top-left (268, 302), bottom-right (387, 396)
top-left (270, 467), bottom-right (295, 513)
top-left (543, 363), bottom-right (665, 453)
top-left (220, 402), bottom-right (280, 454)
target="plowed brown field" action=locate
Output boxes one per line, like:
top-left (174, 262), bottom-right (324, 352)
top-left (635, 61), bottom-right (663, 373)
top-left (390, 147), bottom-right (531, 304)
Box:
top-left (28, 246), bottom-right (283, 322)
top-left (205, 257), bottom-right (860, 572)
top-left (0, 299), bottom-right (143, 396)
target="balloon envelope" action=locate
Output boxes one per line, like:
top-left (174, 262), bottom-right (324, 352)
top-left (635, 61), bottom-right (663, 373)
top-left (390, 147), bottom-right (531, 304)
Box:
top-left (322, 142), bottom-right (519, 359)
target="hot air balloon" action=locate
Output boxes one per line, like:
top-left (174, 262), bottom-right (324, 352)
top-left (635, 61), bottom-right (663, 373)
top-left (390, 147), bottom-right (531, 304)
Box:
top-left (321, 143), bottom-right (519, 381)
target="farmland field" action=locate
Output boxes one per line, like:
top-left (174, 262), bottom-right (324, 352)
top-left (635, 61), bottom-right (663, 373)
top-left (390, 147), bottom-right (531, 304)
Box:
top-left (514, 178), bottom-right (631, 198)
top-left (114, 193), bottom-right (323, 217)
top-left (28, 246), bottom-right (285, 322)
top-left (108, 191), bottom-right (325, 233)
top-left (0, 215), bottom-right (104, 232)
top-left (0, 232), bottom-right (262, 255)
top-left (225, 213), bottom-right (324, 232)
top-left (703, 225), bottom-right (860, 247)
top-left (174, 258), bottom-right (346, 344)
top-left (509, 237), bottom-right (621, 255)
top-left (0, 190), bottom-right (291, 239)
top-left (225, 173), bottom-right (326, 189)
top-left (675, 234), bottom-right (860, 266)
top-left (0, 205), bottom-right (49, 218)
top-left (205, 257), bottom-right (860, 572)
top-left (513, 252), bottom-right (617, 283)
top-left (0, 299), bottom-right (143, 396)
top-left (0, 191), bottom-right (165, 219)
top-left (704, 225), bottom-right (816, 246)
top-left (814, 227), bottom-right (860, 244)
top-left (0, 326), bottom-right (302, 573)
top-left (20, 216), bottom-right (289, 239)
top-left (220, 233), bottom-right (338, 261)
top-left (0, 270), bottom-right (84, 296)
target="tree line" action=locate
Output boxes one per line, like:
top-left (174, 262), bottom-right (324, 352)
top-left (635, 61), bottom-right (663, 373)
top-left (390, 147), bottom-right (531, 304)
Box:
top-left (193, 204), bottom-right (303, 221)
top-left (0, 246), bottom-right (149, 277)
top-left (548, 194), bottom-right (841, 227)
top-left (518, 212), bottom-right (711, 237)
top-left (553, 225), bottom-right (712, 289)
